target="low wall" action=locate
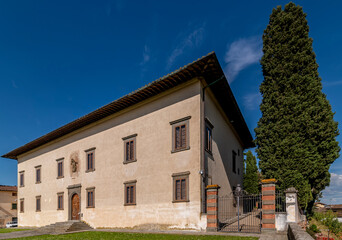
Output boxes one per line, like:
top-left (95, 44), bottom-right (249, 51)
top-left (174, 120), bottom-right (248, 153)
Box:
top-left (288, 223), bottom-right (313, 240)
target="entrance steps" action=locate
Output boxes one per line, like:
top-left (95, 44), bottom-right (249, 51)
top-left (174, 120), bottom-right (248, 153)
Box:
top-left (36, 220), bottom-right (93, 234)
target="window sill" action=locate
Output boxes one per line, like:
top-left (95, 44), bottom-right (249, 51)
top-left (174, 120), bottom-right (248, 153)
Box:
top-left (57, 208), bottom-right (64, 211)
top-left (19, 185), bottom-right (25, 188)
top-left (35, 210), bottom-right (41, 212)
top-left (85, 169), bottom-right (95, 173)
top-left (172, 200), bottom-right (190, 203)
top-left (123, 159), bottom-right (137, 164)
top-left (57, 176), bottom-right (64, 179)
top-left (124, 203), bottom-right (136, 206)
top-left (35, 182), bottom-right (41, 184)
top-left (171, 146), bottom-right (190, 154)
top-left (86, 206), bottom-right (95, 208)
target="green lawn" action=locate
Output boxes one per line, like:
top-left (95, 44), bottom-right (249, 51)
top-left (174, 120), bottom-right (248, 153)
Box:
top-left (11, 231), bottom-right (259, 240)
top-left (0, 228), bottom-right (30, 233)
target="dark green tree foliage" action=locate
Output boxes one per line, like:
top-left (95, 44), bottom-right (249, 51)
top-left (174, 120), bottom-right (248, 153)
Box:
top-left (255, 2), bottom-right (340, 209)
top-left (243, 151), bottom-right (259, 194)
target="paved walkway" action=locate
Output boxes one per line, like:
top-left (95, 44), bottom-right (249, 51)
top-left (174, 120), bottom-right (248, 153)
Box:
top-left (0, 228), bottom-right (288, 239)
top-left (0, 229), bottom-right (45, 240)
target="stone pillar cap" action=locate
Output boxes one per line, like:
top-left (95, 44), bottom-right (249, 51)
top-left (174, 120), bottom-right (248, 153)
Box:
top-left (261, 179), bottom-right (277, 184)
top-left (285, 187), bottom-right (298, 193)
top-left (206, 184), bottom-right (220, 189)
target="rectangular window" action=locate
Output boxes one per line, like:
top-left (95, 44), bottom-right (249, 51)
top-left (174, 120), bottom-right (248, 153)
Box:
top-left (122, 134), bottom-right (137, 164)
top-left (11, 203), bottom-right (17, 210)
top-left (232, 150), bottom-right (237, 174)
top-left (57, 192), bottom-right (64, 210)
top-left (175, 125), bottom-right (187, 150)
top-left (170, 116), bottom-right (191, 153)
top-left (20, 199), bottom-right (24, 213)
top-left (172, 172), bottom-right (190, 202)
top-left (86, 188), bottom-right (95, 208)
top-left (35, 165), bottom-right (41, 184)
top-left (85, 148), bottom-right (95, 172)
top-left (124, 180), bottom-right (136, 205)
top-left (56, 158), bottom-right (64, 178)
top-left (12, 192), bottom-right (17, 196)
top-left (205, 118), bottom-right (214, 154)
top-left (19, 171), bottom-right (24, 187)
top-left (36, 196), bottom-right (41, 212)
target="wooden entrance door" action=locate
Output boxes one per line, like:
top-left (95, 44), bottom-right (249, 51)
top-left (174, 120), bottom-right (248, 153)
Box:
top-left (71, 194), bottom-right (80, 220)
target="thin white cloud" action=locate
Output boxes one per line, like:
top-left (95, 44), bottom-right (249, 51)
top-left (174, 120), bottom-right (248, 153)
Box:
top-left (243, 92), bottom-right (262, 110)
top-left (322, 80), bottom-right (342, 87)
top-left (11, 80), bottom-right (18, 88)
top-left (320, 173), bottom-right (342, 204)
top-left (224, 36), bottom-right (262, 83)
top-left (166, 25), bottom-right (205, 69)
top-left (140, 45), bottom-right (150, 66)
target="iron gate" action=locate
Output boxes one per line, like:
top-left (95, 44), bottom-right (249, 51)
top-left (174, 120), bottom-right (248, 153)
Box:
top-left (218, 191), bottom-right (262, 233)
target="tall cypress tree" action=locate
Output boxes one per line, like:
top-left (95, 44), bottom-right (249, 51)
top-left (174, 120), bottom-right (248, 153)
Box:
top-left (243, 151), bottom-right (259, 194)
top-left (255, 2), bottom-right (340, 210)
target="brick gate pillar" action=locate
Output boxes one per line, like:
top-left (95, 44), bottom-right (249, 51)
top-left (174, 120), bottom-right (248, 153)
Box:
top-left (206, 185), bottom-right (220, 232)
top-left (261, 179), bottom-right (276, 231)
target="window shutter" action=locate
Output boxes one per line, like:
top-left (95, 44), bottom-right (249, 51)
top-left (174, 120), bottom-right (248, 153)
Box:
top-left (176, 179), bottom-right (181, 200)
top-left (126, 142), bottom-right (130, 161)
top-left (130, 141), bottom-right (134, 160)
top-left (130, 186), bottom-right (134, 203)
top-left (126, 186), bottom-right (130, 203)
top-left (181, 125), bottom-right (186, 148)
top-left (90, 153), bottom-right (93, 169)
top-left (181, 179), bottom-right (186, 200)
top-left (175, 126), bottom-right (180, 149)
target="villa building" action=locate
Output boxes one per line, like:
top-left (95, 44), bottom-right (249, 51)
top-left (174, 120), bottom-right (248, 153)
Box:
top-left (2, 52), bottom-right (254, 230)
top-left (0, 185), bottom-right (17, 228)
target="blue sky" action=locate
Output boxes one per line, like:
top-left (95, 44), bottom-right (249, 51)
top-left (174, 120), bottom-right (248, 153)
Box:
top-left (0, 0), bottom-right (341, 204)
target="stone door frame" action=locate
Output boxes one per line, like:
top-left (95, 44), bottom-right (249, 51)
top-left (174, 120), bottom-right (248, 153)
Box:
top-left (67, 184), bottom-right (81, 221)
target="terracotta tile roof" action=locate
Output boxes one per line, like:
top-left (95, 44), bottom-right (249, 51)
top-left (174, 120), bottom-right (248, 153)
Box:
top-left (329, 204), bottom-right (342, 209)
top-left (2, 52), bottom-right (254, 160)
top-left (0, 185), bottom-right (17, 192)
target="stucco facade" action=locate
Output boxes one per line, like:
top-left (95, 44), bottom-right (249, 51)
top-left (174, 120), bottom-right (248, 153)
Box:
top-left (204, 89), bottom-right (244, 196)
top-left (3, 52), bottom-right (254, 230)
top-left (0, 186), bottom-right (17, 228)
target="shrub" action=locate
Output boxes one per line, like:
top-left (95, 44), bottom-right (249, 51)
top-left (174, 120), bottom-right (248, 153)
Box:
top-left (313, 211), bottom-right (342, 235)
top-left (309, 224), bottom-right (320, 233)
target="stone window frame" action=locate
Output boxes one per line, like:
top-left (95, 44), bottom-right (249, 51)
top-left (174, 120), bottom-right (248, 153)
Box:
top-left (12, 192), bottom-right (17, 197)
top-left (124, 180), bottom-right (137, 206)
top-left (11, 203), bottom-right (17, 210)
top-left (232, 150), bottom-right (237, 174)
top-left (56, 158), bottom-right (64, 179)
top-left (57, 192), bottom-right (64, 210)
top-left (36, 195), bottom-right (41, 212)
top-left (205, 118), bottom-right (214, 155)
top-left (85, 148), bottom-right (96, 173)
top-left (20, 198), bottom-right (24, 213)
top-left (86, 187), bottom-right (95, 208)
top-left (35, 165), bottom-right (42, 184)
top-left (170, 116), bottom-right (191, 153)
top-left (19, 171), bottom-right (25, 187)
top-left (172, 171), bottom-right (190, 203)
top-left (122, 134), bottom-right (137, 164)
